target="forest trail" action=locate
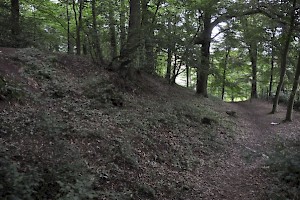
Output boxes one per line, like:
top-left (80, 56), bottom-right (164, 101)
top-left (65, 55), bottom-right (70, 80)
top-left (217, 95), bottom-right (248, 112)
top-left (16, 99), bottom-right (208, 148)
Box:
top-left (209, 99), bottom-right (300, 200)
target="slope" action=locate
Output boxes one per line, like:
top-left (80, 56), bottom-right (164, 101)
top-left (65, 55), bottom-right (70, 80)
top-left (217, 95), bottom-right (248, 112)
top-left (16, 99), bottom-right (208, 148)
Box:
top-left (0, 47), bottom-right (298, 200)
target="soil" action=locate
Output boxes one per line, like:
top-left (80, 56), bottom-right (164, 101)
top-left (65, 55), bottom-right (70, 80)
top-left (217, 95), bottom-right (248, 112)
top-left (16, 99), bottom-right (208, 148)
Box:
top-left (0, 47), bottom-right (299, 199)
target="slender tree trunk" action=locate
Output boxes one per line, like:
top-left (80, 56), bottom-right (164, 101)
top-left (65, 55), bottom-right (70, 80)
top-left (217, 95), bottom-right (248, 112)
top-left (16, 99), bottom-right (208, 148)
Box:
top-left (91, 0), bottom-right (104, 63)
top-left (285, 51), bottom-right (300, 121)
top-left (222, 48), bottom-right (230, 100)
top-left (170, 54), bottom-right (177, 84)
top-left (269, 34), bottom-right (275, 97)
top-left (186, 65), bottom-right (190, 88)
top-left (73, 0), bottom-right (84, 55)
top-left (271, 0), bottom-right (296, 113)
top-left (166, 48), bottom-right (172, 83)
top-left (11, 0), bottom-right (20, 47)
top-left (249, 43), bottom-right (258, 99)
top-left (196, 13), bottom-right (212, 97)
top-left (109, 4), bottom-right (118, 59)
top-left (119, 0), bottom-right (126, 53)
top-left (66, 0), bottom-right (71, 53)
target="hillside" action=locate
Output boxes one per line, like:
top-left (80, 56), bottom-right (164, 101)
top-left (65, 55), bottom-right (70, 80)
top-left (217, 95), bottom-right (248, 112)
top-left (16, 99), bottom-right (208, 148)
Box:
top-left (0, 48), bottom-right (299, 200)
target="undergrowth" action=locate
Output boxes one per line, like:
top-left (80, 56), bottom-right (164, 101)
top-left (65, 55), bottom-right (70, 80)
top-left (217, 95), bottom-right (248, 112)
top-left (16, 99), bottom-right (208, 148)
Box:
top-left (267, 140), bottom-right (300, 200)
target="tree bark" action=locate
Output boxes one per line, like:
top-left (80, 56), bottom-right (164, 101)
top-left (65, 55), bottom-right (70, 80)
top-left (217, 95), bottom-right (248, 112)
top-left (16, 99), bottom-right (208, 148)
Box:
top-left (118, 0), bottom-right (141, 78)
top-left (166, 48), bottom-right (172, 83)
top-left (91, 0), bottom-right (104, 63)
top-left (249, 43), bottom-right (258, 99)
top-left (196, 13), bottom-right (213, 97)
top-left (141, 0), bottom-right (156, 74)
top-left (271, 0), bottom-right (296, 113)
top-left (222, 48), bottom-right (230, 100)
top-left (109, 4), bottom-right (118, 59)
top-left (285, 51), bottom-right (300, 121)
top-left (119, 0), bottom-right (126, 53)
top-left (186, 65), bottom-right (190, 88)
top-left (66, 0), bottom-right (71, 53)
top-left (268, 32), bottom-right (275, 97)
top-left (73, 0), bottom-right (84, 55)
top-left (11, 0), bottom-right (20, 47)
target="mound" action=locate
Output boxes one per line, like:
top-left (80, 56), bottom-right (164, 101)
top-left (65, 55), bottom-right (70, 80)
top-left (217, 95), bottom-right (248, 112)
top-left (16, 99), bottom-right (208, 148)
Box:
top-left (0, 47), bottom-right (236, 199)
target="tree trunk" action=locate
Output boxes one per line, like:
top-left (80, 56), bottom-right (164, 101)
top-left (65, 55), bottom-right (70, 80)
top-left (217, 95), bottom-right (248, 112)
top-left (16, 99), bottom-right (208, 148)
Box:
top-left (119, 0), bottom-right (126, 53)
top-left (268, 35), bottom-right (275, 97)
top-left (109, 4), bottom-right (118, 59)
top-left (222, 48), bottom-right (230, 100)
top-left (91, 0), bottom-right (104, 63)
top-left (196, 13), bottom-right (212, 97)
top-left (141, 0), bottom-right (155, 74)
top-left (119, 0), bottom-right (141, 78)
top-left (166, 48), bottom-right (172, 83)
top-left (186, 65), bottom-right (190, 88)
top-left (170, 54), bottom-right (177, 84)
top-left (249, 43), bottom-right (258, 99)
top-left (285, 51), bottom-right (300, 121)
top-left (11, 0), bottom-right (20, 47)
top-left (271, 0), bottom-right (296, 113)
top-left (66, 0), bottom-right (71, 53)
top-left (73, 0), bottom-right (84, 55)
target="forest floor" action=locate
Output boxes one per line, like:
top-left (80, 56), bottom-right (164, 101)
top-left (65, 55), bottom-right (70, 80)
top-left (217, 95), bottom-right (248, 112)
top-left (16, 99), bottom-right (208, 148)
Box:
top-left (0, 47), bottom-right (299, 200)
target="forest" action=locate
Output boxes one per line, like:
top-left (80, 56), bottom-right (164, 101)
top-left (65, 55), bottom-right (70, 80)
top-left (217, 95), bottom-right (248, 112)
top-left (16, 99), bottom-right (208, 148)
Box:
top-left (0, 0), bottom-right (300, 199)
top-left (2, 0), bottom-right (300, 120)
top-left (1, 0), bottom-right (300, 112)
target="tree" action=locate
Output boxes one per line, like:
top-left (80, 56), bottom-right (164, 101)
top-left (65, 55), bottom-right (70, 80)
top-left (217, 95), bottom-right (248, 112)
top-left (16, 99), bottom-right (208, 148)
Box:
top-left (271, 0), bottom-right (297, 113)
top-left (91, 0), bottom-right (104, 63)
top-left (72, 0), bottom-right (84, 55)
top-left (10, 0), bottom-right (20, 47)
top-left (118, 0), bottom-right (141, 77)
top-left (285, 50), bottom-right (300, 121)
top-left (194, 0), bottom-right (260, 97)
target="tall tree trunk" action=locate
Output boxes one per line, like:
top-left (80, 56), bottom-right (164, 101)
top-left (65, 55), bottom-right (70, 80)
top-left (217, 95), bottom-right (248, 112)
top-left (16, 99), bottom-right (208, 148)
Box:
top-left (119, 0), bottom-right (141, 77)
top-left (249, 43), bottom-right (258, 99)
top-left (141, 0), bottom-right (156, 74)
top-left (170, 54), bottom-right (177, 84)
top-left (196, 13), bottom-right (212, 97)
top-left (91, 0), bottom-right (104, 63)
top-left (285, 51), bottom-right (300, 121)
top-left (166, 48), bottom-right (172, 83)
top-left (66, 0), bottom-right (71, 53)
top-left (119, 0), bottom-right (126, 53)
top-left (271, 0), bottom-right (296, 113)
top-left (268, 32), bottom-right (275, 97)
top-left (109, 4), bottom-right (118, 59)
top-left (11, 0), bottom-right (20, 47)
top-left (222, 48), bottom-right (230, 100)
top-left (186, 65), bottom-right (190, 88)
top-left (73, 0), bottom-right (84, 55)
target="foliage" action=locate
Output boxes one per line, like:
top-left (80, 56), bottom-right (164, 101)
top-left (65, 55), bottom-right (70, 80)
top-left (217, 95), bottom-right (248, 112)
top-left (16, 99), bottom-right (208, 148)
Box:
top-left (267, 141), bottom-right (300, 199)
top-left (0, 154), bottom-right (40, 200)
top-left (0, 76), bottom-right (24, 101)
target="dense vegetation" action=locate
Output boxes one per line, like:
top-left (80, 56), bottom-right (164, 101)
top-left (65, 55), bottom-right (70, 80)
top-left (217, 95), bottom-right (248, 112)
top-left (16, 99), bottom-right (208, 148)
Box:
top-left (0, 0), bottom-right (300, 199)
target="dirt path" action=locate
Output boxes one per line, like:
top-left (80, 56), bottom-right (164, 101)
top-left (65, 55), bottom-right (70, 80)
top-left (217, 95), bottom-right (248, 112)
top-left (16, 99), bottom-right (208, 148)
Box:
top-left (208, 99), bottom-right (300, 200)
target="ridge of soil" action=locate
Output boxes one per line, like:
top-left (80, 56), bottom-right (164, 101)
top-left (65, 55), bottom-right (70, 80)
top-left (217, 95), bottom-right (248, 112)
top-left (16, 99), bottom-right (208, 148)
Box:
top-left (0, 47), bottom-right (299, 199)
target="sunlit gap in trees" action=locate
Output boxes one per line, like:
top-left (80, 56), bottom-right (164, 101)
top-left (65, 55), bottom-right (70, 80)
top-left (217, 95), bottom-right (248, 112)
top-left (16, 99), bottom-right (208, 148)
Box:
top-left (175, 24), bottom-right (226, 89)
